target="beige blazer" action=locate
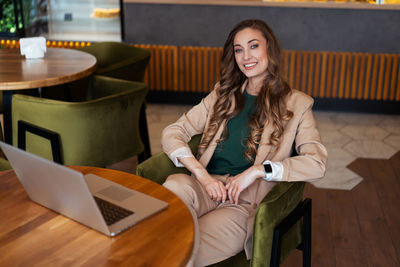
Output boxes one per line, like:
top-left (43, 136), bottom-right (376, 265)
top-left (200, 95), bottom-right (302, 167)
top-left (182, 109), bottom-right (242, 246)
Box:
top-left (162, 81), bottom-right (328, 257)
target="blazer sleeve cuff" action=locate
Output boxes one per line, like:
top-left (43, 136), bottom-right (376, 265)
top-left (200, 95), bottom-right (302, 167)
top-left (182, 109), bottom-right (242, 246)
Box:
top-left (262, 160), bottom-right (284, 182)
top-left (169, 147), bottom-right (195, 167)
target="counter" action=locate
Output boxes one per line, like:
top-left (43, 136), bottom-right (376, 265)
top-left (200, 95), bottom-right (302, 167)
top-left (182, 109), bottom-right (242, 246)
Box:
top-left (123, 0), bottom-right (400, 53)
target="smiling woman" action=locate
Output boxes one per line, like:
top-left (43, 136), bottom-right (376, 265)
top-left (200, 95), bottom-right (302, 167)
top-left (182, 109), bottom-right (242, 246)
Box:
top-left (160, 19), bottom-right (328, 266)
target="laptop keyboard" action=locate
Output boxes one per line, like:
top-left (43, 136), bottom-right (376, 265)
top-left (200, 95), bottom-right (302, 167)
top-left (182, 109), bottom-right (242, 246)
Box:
top-left (94, 196), bottom-right (134, 226)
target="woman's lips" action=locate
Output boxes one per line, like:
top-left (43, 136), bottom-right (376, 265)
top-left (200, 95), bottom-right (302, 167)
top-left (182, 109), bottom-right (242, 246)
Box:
top-left (244, 62), bottom-right (257, 70)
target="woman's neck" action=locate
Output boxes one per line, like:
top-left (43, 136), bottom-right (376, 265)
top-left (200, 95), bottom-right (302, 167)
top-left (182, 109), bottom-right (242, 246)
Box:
top-left (246, 76), bottom-right (265, 96)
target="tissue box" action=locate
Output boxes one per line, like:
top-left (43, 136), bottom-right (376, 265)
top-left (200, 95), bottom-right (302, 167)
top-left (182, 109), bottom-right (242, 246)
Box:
top-left (20, 37), bottom-right (47, 59)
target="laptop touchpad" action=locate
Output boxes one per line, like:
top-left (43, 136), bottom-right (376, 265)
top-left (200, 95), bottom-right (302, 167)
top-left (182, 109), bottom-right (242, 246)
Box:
top-left (97, 186), bottom-right (134, 202)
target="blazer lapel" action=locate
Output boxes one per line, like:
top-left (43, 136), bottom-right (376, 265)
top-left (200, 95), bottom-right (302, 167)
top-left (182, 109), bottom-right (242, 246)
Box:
top-left (254, 121), bottom-right (275, 165)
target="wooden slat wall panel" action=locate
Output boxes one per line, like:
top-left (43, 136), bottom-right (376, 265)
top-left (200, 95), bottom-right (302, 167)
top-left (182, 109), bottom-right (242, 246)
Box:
top-left (135, 44), bottom-right (399, 101)
top-left (4, 41), bottom-right (398, 101)
top-left (351, 53), bottom-right (359, 99)
top-left (344, 52), bottom-right (352, 99)
top-left (370, 54), bottom-right (379, 100)
top-left (301, 51), bottom-right (309, 97)
top-left (184, 47), bottom-right (190, 92)
top-left (320, 52), bottom-right (327, 98)
top-left (397, 63), bottom-right (400, 101)
top-left (191, 46), bottom-right (197, 92)
top-left (390, 57), bottom-right (398, 101)
top-left (357, 54), bottom-right (366, 100)
top-left (307, 52), bottom-right (315, 97)
top-left (295, 52), bottom-right (302, 91)
top-left (383, 55), bottom-right (391, 101)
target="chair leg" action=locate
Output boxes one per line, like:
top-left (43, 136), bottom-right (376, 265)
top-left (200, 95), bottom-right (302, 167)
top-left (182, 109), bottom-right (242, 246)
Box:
top-left (302, 199), bottom-right (312, 267)
top-left (138, 103), bottom-right (151, 163)
top-left (270, 229), bottom-right (282, 267)
top-left (270, 198), bottom-right (312, 267)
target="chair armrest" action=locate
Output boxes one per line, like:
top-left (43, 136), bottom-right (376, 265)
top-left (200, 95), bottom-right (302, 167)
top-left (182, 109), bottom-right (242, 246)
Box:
top-left (251, 182), bottom-right (305, 267)
top-left (136, 151), bottom-right (191, 185)
top-left (136, 135), bottom-right (202, 184)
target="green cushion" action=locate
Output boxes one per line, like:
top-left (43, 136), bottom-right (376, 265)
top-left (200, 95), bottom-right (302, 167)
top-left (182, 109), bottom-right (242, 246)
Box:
top-left (136, 135), bottom-right (201, 184)
top-left (0, 157), bottom-right (12, 171)
top-left (12, 75), bottom-right (148, 167)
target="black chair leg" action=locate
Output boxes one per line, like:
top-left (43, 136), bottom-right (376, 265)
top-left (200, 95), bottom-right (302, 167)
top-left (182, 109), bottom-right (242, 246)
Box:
top-left (302, 199), bottom-right (312, 267)
top-left (270, 229), bottom-right (282, 267)
top-left (270, 198), bottom-right (312, 267)
top-left (138, 103), bottom-right (151, 163)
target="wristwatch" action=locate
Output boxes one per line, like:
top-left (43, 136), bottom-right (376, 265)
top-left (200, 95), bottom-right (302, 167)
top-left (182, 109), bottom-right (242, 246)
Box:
top-left (263, 163), bottom-right (273, 181)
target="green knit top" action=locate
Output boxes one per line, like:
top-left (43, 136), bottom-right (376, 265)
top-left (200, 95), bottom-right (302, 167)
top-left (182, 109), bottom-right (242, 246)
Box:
top-left (206, 90), bottom-right (257, 176)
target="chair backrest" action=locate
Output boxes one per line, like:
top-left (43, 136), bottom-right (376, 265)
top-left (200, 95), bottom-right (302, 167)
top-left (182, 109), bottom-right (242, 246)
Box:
top-left (12, 76), bottom-right (148, 167)
top-left (79, 42), bottom-right (151, 83)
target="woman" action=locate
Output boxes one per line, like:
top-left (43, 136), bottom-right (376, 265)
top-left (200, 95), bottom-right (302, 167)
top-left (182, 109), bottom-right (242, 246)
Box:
top-left (162, 19), bottom-right (328, 266)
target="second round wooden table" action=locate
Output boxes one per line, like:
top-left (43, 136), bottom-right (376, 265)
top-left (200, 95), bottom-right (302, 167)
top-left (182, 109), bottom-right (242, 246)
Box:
top-left (0, 47), bottom-right (97, 144)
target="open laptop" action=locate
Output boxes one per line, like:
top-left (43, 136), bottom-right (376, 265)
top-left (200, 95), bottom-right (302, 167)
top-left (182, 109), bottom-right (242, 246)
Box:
top-left (0, 141), bottom-right (168, 237)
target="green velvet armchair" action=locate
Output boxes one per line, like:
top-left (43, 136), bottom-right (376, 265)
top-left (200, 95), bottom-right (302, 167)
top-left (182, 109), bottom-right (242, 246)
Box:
top-left (136, 135), bottom-right (311, 267)
top-left (12, 75), bottom-right (148, 167)
top-left (78, 41), bottom-right (152, 161)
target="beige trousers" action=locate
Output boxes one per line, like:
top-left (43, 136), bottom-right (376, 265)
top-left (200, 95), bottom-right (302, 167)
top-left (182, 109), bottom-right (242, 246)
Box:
top-left (163, 173), bottom-right (252, 267)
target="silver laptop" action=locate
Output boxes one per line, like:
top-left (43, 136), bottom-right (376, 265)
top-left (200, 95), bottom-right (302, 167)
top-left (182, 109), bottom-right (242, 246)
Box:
top-left (0, 141), bottom-right (168, 237)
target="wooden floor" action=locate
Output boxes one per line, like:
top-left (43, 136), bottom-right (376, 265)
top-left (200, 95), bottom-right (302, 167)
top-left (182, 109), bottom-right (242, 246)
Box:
top-left (282, 151), bottom-right (400, 267)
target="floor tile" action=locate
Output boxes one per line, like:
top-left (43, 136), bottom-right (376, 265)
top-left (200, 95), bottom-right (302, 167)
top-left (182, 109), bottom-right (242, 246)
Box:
top-left (325, 145), bottom-right (357, 167)
top-left (344, 140), bottom-right (398, 159)
top-left (331, 112), bottom-right (389, 126)
top-left (378, 116), bottom-right (400, 134)
top-left (384, 134), bottom-right (400, 150)
top-left (314, 111), bottom-right (347, 131)
top-left (311, 165), bottom-right (363, 190)
top-left (319, 128), bottom-right (352, 146)
top-left (340, 125), bottom-right (389, 140)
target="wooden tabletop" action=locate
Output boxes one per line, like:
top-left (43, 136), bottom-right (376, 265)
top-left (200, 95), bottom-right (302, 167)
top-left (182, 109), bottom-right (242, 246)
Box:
top-left (0, 48), bottom-right (97, 90)
top-left (0, 167), bottom-right (194, 266)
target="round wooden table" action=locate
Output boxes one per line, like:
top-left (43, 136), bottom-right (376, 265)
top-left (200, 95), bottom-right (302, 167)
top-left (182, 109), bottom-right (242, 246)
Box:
top-left (0, 48), bottom-right (97, 144)
top-left (0, 48), bottom-right (97, 90)
top-left (0, 167), bottom-right (194, 266)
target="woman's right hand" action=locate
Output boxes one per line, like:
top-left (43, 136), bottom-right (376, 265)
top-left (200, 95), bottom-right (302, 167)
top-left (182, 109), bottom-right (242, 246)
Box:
top-left (197, 174), bottom-right (227, 203)
top-left (178, 156), bottom-right (227, 202)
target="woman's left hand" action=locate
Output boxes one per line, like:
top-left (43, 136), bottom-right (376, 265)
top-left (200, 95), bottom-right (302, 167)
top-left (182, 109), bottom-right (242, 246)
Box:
top-left (225, 165), bottom-right (264, 205)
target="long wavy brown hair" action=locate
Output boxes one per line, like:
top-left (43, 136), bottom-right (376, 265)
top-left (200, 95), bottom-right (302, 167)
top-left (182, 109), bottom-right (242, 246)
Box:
top-left (198, 19), bottom-right (293, 162)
